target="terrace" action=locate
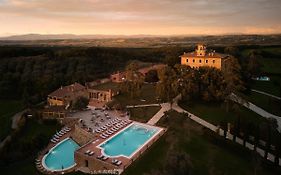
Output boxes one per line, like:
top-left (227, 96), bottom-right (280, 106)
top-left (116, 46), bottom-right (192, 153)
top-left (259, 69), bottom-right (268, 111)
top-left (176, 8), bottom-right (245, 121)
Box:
top-left (75, 121), bottom-right (165, 174)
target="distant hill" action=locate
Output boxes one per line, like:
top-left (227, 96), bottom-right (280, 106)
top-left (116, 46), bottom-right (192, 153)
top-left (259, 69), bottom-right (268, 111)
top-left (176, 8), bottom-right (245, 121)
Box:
top-left (0, 34), bottom-right (280, 47)
top-left (0, 34), bottom-right (164, 41)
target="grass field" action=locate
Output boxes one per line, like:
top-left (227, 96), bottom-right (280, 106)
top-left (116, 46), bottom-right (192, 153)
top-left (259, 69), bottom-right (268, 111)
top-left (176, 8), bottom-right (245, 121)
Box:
top-left (112, 83), bottom-right (158, 107)
top-left (259, 58), bottom-right (281, 74)
top-left (128, 106), bottom-right (161, 123)
top-left (251, 76), bottom-right (281, 97)
top-left (178, 100), bottom-right (267, 127)
top-left (0, 118), bottom-right (61, 175)
top-left (244, 91), bottom-right (281, 117)
top-left (241, 47), bottom-right (281, 74)
top-left (0, 100), bottom-right (23, 141)
top-left (124, 110), bottom-right (281, 175)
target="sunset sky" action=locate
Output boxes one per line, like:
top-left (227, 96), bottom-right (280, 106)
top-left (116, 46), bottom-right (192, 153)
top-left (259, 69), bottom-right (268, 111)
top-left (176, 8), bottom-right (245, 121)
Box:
top-left (0, 0), bottom-right (281, 36)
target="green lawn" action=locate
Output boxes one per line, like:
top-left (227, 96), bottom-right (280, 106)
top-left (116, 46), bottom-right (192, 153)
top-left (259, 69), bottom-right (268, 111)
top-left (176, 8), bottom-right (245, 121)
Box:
top-left (111, 83), bottom-right (158, 107)
top-left (252, 76), bottom-right (281, 97)
top-left (0, 118), bottom-right (61, 175)
top-left (243, 91), bottom-right (281, 117)
top-left (259, 58), bottom-right (281, 74)
top-left (124, 110), bottom-right (281, 175)
top-left (241, 47), bottom-right (281, 74)
top-left (91, 81), bottom-right (120, 92)
top-left (128, 106), bottom-right (161, 123)
top-left (178, 100), bottom-right (266, 127)
top-left (0, 100), bottom-right (24, 141)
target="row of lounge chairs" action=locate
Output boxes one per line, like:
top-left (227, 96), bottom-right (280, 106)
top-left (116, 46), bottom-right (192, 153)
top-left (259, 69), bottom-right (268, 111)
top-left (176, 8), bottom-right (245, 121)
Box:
top-left (35, 159), bottom-right (49, 173)
top-left (112, 159), bottom-right (122, 166)
top-left (96, 154), bottom-right (122, 166)
top-left (84, 150), bottom-right (95, 156)
top-left (95, 118), bottom-right (122, 133)
top-left (97, 154), bottom-right (109, 161)
top-left (50, 126), bottom-right (71, 144)
top-left (99, 119), bottom-right (132, 139)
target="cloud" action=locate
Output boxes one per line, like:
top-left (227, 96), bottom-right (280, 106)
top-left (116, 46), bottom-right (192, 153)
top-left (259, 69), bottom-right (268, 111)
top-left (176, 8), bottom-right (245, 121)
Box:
top-left (0, 0), bottom-right (280, 35)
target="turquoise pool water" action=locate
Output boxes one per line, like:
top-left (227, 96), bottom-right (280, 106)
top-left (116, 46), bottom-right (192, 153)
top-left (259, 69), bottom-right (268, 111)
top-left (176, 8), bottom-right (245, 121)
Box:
top-left (99, 123), bottom-right (160, 158)
top-left (43, 138), bottom-right (80, 171)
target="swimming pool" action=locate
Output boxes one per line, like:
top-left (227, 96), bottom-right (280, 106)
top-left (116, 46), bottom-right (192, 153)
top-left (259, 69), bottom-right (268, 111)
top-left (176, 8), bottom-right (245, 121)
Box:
top-left (43, 138), bottom-right (80, 172)
top-left (98, 123), bottom-right (161, 158)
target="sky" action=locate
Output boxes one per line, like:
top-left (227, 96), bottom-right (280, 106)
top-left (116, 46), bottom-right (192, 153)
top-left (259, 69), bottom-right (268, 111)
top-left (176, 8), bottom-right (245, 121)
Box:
top-left (0, 0), bottom-right (281, 36)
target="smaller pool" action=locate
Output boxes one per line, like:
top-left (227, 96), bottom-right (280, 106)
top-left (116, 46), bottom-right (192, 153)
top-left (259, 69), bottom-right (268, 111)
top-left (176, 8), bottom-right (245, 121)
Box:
top-left (43, 138), bottom-right (80, 172)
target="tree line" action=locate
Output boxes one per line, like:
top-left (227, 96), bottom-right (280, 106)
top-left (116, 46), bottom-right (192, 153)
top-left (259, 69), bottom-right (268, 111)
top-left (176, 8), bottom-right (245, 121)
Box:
top-left (0, 46), bottom-right (186, 104)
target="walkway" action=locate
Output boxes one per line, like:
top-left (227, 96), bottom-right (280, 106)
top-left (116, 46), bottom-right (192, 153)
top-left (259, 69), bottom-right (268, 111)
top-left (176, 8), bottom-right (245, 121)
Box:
top-left (252, 89), bottom-right (281, 100)
top-left (172, 102), bottom-right (281, 166)
top-left (135, 94), bottom-right (281, 166)
top-left (147, 103), bottom-right (170, 125)
top-left (126, 104), bottom-right (160, 108)
top-left (12, 109), bottom-right (28, 129)
top-left (230, 93), bottom-right (281, 131)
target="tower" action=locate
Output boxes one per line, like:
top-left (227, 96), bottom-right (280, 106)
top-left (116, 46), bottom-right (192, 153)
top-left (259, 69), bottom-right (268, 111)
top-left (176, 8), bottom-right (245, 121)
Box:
top-left (196, 44), bottom-right (206, 56)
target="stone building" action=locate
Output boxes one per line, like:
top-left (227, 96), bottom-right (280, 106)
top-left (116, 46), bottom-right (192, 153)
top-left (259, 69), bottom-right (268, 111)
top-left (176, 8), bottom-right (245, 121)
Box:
top-left (47, 82), bottom-right (88, 107)
top-left (180, 44), bottom-right (230, 71)
top-left (110, 64), bottom-right (166, 83)
top-left (86, 81), bottom-right (120, 107)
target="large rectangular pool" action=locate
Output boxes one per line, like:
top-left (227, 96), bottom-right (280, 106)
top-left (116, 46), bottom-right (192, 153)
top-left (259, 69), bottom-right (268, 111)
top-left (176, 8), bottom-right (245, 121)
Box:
top-left (98, 123), bottom-right (161, 158)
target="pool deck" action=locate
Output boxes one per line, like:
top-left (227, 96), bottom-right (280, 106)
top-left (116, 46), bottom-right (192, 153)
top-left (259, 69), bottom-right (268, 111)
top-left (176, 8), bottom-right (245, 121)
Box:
top-left (75, 120), bottom-right (166, 173)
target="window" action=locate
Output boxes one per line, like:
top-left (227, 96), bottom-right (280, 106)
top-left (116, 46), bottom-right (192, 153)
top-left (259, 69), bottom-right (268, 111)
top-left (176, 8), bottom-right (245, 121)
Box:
top-left (193, 59), bottom-right (195, 63)
top-left (213, 60), bottom-right (215, 64)
top-left (85, 160), bottom-right (88, 167)
top-left (206, 60), bottom-right (208, 63)
top-left (186, 58), bottom-right (188, 62)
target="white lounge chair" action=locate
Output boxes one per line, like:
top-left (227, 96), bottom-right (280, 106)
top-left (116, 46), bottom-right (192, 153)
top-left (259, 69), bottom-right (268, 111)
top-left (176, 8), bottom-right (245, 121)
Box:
top-left (88, 151), bottom-right (95, 156)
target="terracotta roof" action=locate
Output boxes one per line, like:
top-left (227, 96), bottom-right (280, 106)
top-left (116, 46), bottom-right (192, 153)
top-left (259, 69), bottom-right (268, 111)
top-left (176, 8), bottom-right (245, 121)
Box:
top-left (138, 64), bottom-right (166, 75)
top-left (48, 82), bottom-right (85, 98)
top-left (180, 51), bottom-right (228, 59)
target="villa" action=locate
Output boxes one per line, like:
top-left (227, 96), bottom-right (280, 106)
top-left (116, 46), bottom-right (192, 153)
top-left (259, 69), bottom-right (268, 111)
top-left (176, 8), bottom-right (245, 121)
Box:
top-left (180, 44), bottom-right (230, 71)
top-left (47, 82), bottom-right (88, 107)
top-left (86, 81), bottom-right (120, 104)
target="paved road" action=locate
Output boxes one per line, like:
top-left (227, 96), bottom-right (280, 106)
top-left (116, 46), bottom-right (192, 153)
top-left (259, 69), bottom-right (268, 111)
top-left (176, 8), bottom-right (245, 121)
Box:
top-left (252, 89), bottom-right (281, 100)
top-left (230, 93), bottom-right (281, 131)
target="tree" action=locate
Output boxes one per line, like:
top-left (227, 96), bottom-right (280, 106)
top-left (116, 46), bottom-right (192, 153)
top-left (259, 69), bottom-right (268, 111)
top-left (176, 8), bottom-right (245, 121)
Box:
top-left (274, 132), bottom-right (281, 165)
top-left (156, 66), bottom-right (178, 104)
top-left (223, 56), bottom-right (245, 97)
top-left (145, 69), bottom-right (159, 83)
top-left (254, 124), bottom-right (260, 151)
top-left (72, 96), bottom-right (89, 110)
top-left (120, 62), bottom-right (144, 98)
top-left (247, 51), bottom-right (262, 77)
top-left (263, 118), bottom-right (277, 159)
top-left (224, 46), bottom-right (239, 57)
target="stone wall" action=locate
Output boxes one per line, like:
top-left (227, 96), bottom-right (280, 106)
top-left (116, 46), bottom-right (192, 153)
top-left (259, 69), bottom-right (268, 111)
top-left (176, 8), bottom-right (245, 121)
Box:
top-left (75, 152), bottom-right (117, 172)
top-left (71, 125), bottom-right (94, 146)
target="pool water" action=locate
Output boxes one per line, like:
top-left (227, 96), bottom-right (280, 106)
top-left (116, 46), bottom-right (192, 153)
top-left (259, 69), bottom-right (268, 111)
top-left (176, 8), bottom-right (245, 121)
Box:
top-left (43, 138), bottom-right (80, 171)
top-left (99, 123), bottom-right (159, 158)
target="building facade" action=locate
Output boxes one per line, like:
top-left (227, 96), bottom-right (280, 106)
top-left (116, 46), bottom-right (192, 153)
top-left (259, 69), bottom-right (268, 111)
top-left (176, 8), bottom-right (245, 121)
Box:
top-left (47, 82), bottom-right (88, 106)
top-left (180, 44), bottom-right (230, 70)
